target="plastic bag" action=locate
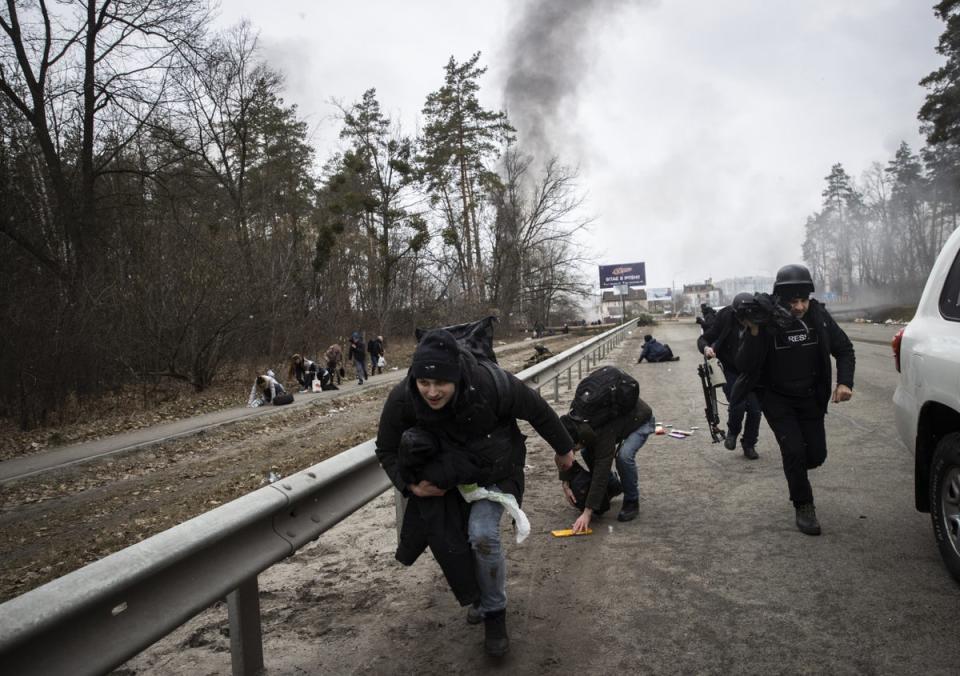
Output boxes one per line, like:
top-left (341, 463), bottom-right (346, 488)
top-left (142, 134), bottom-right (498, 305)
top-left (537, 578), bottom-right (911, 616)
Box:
top-left (377, 355), bottom-right (386, 368)
top-left (311, 378), bottom-right (324, 393)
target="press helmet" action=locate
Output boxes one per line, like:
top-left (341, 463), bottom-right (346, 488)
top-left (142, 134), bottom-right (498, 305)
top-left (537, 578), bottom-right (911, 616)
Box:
top-left (731, 292), bottom-right (754, 311)
top-left (773, 264), bottom-right (814, 299)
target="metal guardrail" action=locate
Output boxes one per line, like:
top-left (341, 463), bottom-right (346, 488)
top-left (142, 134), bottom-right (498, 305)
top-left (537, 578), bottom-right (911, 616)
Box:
top-left (0, 320), bottom-right (637, 676)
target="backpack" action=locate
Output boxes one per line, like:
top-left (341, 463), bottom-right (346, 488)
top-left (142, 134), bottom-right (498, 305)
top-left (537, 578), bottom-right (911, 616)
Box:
top-left (568, 366), bottom-right (639, 428)
top-left (272, 392), bottom-right (294, 406)
top-left (415, 316), bottom-right (511, 416)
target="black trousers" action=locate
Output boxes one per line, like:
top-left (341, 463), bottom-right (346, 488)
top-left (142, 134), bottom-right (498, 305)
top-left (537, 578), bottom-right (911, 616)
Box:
top-left (759, 390), bottom-right (827, 506)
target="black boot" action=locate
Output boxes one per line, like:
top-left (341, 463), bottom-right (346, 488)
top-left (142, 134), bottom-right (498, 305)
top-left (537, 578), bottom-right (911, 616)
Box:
top-left (483, 609), bottom-right (509, 656)
top-left (724, 432), bottom-right (737, 451)
top-left (617, 500), bottom-right (639, 522)
top-left (466, 601), bottom-right (483, 625)
top-left (742, 444), bottom-right (759, 460)
top-left (795, 503), bottom-right (821, 535)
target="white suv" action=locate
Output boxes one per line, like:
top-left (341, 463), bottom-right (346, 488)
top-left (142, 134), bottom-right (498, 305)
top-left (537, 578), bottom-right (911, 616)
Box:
top-left (894, 227), bottom-right (960, 584)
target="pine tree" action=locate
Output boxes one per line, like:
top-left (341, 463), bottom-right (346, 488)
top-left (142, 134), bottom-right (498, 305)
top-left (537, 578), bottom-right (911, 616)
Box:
top-left (419, 53), bottom-right (514, 306)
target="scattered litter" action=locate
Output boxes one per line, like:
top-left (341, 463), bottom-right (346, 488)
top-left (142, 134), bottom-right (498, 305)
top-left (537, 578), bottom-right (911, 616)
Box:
top-left (668, 431), bottom-right (687, 439)
top-left (608, 525), bottom-right (614, 533)
top-left (551, 528), bottom-right (592, 537)
top-left (672, 429), bottom-right (694, 436)
top-left (261, 471), bottom-right (282, 485)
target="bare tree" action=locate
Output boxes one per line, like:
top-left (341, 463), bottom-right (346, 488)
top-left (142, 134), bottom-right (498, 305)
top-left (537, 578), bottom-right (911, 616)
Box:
top-left (0, 0), bottom-right (210, 277)
top-left (489, 150), bottom-right (592, 326)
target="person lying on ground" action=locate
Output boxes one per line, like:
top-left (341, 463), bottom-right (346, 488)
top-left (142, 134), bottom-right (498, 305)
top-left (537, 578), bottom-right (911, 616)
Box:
top-left (638, 334), bottom-right (679, 362)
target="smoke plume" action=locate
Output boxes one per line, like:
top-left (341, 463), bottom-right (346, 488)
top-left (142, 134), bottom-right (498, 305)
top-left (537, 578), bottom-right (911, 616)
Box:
top-left (503, 0), bottom-right (630, 162)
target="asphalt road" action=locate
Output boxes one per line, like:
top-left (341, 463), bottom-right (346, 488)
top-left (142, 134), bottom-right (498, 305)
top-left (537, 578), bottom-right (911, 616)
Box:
top-left (126, 321), bottom-right (959, 675)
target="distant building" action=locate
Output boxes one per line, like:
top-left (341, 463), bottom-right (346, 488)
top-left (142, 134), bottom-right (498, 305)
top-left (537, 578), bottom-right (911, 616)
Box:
top-left (599, 287), bottom-right (647, 320)
top-left (681, 280), bottom-right (721, 312)
top-left (714, 276), bottom-right (776, 303)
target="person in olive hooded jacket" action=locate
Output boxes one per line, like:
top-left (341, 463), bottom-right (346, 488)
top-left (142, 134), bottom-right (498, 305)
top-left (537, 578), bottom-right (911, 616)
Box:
top-left (375, 328), bottom-right (575, 657)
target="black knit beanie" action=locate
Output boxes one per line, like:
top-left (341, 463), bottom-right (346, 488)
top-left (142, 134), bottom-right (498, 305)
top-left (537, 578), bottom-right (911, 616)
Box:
top-left (410, 329), bottom-right (462, 382)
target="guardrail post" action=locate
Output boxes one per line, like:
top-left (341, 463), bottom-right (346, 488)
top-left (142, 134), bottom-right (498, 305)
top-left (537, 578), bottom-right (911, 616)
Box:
top-left (227, 576), bottom-right (264, 676)
top-left (553, 377), bottom-right (560, 401)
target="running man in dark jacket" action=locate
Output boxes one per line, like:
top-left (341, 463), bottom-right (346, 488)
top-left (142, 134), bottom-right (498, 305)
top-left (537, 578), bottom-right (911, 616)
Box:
top-left (734, 265), bottom-right (855, 535)
top-left (375, 329), bottom-right (575, 657)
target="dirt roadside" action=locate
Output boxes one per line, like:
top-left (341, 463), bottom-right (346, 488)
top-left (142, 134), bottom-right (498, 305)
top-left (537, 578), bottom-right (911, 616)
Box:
top-left (0, 336), bottom-right (585, 604)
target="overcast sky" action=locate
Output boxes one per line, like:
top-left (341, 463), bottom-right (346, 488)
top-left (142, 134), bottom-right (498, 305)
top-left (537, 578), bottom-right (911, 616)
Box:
top-left (216, 0), bottom-right (944, 291)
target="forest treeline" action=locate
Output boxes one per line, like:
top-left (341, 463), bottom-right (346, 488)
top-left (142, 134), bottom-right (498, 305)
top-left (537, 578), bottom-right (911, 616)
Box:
top-left (0, 3), bottom-right (590, 428)
top-left (802, 1), bottom-right (960, 303)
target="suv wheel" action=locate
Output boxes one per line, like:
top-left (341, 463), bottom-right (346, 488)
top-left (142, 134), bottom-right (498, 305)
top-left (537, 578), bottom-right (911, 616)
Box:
top-left (930, 433), bottom-right (960, 583)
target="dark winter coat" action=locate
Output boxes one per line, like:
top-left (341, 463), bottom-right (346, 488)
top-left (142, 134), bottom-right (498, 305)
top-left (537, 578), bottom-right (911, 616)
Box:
top-left (375, 352), bottom-right (574, 503)
top-left (733, 298), bottom-right (855, 412)
top-left (639, 338), bottom-right (673, 363)
top-left (367, 338), bottom-right (384, 359)
top-left (697, 306), bottom-right (743, 371)
top-left (393, 427), bottom-right (480, 607)
top-left (348, 339), bottom-right (366, 363)
top-left (561, 399), bottom-right (653, 512)
top-left (293, 358), bottom-right (320, 389)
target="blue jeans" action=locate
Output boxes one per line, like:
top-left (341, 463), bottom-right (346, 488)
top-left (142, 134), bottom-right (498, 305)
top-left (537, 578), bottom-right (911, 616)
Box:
top-left (353, 358), bottom-right (366, 382)
top-left (615, 419), bottom-right (656, 502)
top-left (467, 488), bottom-right (507, 613)
top-left (721, 364), bottom-right (761, 447)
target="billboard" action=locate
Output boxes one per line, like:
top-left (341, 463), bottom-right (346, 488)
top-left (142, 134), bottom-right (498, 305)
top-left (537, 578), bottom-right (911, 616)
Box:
top-left (599, 261), bottom-right (646, 288)
top-left (647, 287), bottom-right (672, 300)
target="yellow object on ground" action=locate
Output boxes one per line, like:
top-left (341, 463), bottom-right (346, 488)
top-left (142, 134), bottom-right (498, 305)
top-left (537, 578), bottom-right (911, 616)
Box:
top-left (550, 528), bottom-right (593, 537)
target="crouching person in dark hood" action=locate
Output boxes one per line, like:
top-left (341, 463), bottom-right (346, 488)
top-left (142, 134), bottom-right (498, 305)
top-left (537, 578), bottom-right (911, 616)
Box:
top-left (375, 329), bottom-right (575, 657)
top-left (559, 397), bottom-right (655, 531)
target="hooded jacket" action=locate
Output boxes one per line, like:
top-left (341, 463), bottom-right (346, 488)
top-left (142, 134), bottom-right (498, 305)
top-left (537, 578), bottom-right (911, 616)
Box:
top-left (560, 399), bottom-right (652, 512)
top-left (375, 351), bottom-right (573, 502)
top-left (697, 305), bottom-right (742, 371)
top-left (639, 338), bottom-right (672, 363)
top-left (733, 298), bottom-right (855, 411)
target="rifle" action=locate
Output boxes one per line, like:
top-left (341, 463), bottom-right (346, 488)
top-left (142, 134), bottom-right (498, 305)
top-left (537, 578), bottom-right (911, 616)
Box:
top-left (697, 356), bottom-right (726, 443)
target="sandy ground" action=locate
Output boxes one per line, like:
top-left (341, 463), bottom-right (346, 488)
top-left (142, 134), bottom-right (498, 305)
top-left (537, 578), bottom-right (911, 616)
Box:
top-left (6, 322), bottom-right (958, 675)
top-left (115, 322), bottom-right (960, 675)
top-left (0, 336), bottom-right (584, 603)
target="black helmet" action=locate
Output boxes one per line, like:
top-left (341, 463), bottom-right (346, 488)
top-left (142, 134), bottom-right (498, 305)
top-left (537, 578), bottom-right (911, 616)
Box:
top-left (731, 292), bottom-right (753, 311)
top-left (773, 264), bottom-right (814, 299)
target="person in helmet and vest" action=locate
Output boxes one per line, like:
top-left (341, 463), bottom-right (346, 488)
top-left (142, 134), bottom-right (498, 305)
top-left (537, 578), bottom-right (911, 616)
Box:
top-left (697, 292), bottom-right (763, 459)
top-left (375, 328), bottom-right (576, 657)
top-left (734, 264), bottom-right (855, 535)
